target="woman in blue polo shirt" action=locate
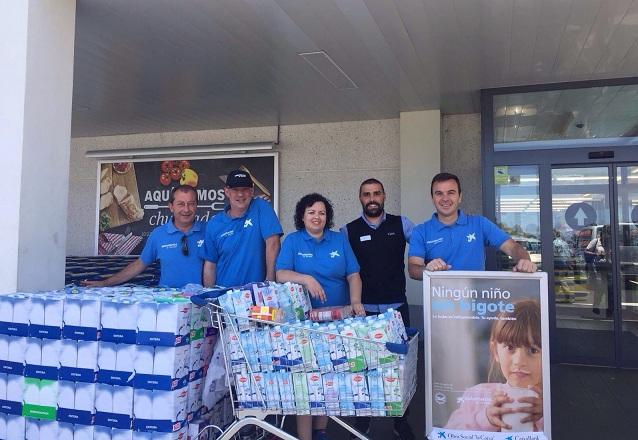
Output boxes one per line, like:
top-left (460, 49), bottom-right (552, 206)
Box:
top-left (276, 193), bottom-right (364, 440)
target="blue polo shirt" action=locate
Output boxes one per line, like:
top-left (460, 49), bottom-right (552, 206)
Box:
top-left (140, 219), bottom-right (206, 287)
top-left (276, 229), bottom-right (360, 308)
top-left (408, 210), bottom-right (509, 270)
top-left (201, 197), bottom-right (283, 287)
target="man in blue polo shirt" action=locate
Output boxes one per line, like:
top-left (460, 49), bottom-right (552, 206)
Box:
top-left (408, 172), bottom-right (536, 279)
top-left (83, 185), bottom-right (206, 288)
top-left (201, 170), bottom-right (283, 287)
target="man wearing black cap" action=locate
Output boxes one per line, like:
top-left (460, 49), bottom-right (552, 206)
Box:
top-left (202, 170), bottom-right (283, 287)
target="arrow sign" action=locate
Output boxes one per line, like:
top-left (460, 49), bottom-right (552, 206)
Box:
top-left (574, 208), bottom-right (587, 226)
top-left (565, 202), bottom-right (597, 230)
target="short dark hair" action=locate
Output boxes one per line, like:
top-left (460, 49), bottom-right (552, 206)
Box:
top-left (294, 193), bottom-right (334, 231)
top-left (169, 185), bottom-right (198, 204)
top-left (430, 172), bottom-right (461, 196)
top-left (359, 178), bottom-right (385, 195)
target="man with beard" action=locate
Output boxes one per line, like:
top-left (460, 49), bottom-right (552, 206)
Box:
top-left (341, 178), bottom-right (415, 440)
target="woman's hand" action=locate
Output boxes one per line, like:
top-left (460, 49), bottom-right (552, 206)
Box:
top-left (486, 391), bottom-right (514, 430)
top-left (518, 385), bottom-right (543, 424)
top-left (351, 302), bottom-right (366, 317)
top-left (303, 275), bottom-right (326, 303)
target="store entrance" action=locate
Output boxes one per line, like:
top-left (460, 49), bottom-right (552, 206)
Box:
top-left (551, 165), bottom-right (638, 367)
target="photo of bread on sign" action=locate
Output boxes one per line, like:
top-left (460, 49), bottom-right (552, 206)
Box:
top-left (99, 163), bottom-right (145, 230)
top-left (219, 164), bottom-right (272, 202)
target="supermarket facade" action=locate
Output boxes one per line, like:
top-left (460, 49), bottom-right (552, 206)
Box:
top-left (3, 0), bottom-right (638, 375)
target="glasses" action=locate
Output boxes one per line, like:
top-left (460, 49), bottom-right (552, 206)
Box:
top-left (181, 235), bottom-right (189, 256)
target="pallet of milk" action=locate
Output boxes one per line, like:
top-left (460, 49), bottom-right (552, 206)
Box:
top-left (133, 387), bottom-right (189, 433)
top-left (137, 295), bottom-right (191, 346)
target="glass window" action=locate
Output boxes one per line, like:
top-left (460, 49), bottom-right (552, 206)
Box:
top-left (494, 165), bottom-right (540, 270)
top-left (493, 85), bottom-right (638, 151)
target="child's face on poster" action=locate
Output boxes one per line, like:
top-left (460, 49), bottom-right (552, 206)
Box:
top-left (494, 343), bottom-right (542, 388)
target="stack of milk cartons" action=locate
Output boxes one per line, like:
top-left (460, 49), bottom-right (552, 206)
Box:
top-left (59, 291), bottom-right (101, 427)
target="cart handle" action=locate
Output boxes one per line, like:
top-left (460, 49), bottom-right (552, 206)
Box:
top-left (190, 288), bottom-right (232, 306)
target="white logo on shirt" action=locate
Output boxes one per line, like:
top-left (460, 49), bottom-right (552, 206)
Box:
top-left (161, 243), bottom-right (178, 249)
top-left (330, 250), bottom-right (340, 258)
top-left (220, 230), bottom-right (234, 238)
top-left (244, 218), bottom-right (253, 228)
top-left (466, 233), bottom-right (476, 242)
top-left (426, 238), bottom-right (444, 245)
top-left (297, 252), bottom-right (313, 258)
top-left (197, 239), bottom-right (204, 247)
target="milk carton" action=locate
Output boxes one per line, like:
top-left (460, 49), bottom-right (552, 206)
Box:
top-left (230, 290), bottom-right (253, 332)
top-left (382, 367), bottom-right (403, 416)
top-left (73, 424), bottom-right (95, 440)
top-left (187, 377), bottom-right (203, 416)
top-left (309, 323), bottom-right (333, 373)
top-left (234, 371), bottom-right (258, 409)
top-left (339, 325), bottom-right (366, 372)
top-left (6, 414), bottom-right (25, 440)
top-left (225, 331), bottom-right (245, 373)
top-left (337, 373), bottom-right (355, 416)
top-left (95, 383), bottom-right (133, 429)
top-left (240, 330), bottom-right (260, 372)
top-left (251, 372), bottom-right (267, 408)
top-left (367, 369), bottom-right (386, 416)
top-left (262, 285), bottom-right (280, 309)
top-left (291, 373), bottom-right (310, 415)
top-left (276, 371), bottom-right (295, 414)
top-left (325, 324), bottom-right (348, 372)
top-left (269, 326), bottom-right (287, 371)
top-left (322, 373), bottom-right (340, 415)
top-left (254, 329), bottom-right (273, 371)
top-left (296, 325), bottom-right (318, 370)
top-left (306, 372), bottom-right (325, 415)
top-left (369, 319), bottom-right (397, 366)
top-left (274, 285), bottom-right (295, 322)
top-left (351, 372), bottom-right (371, 416)
top-left (263, 371), bottom-right (280, 411)
top-left (282, 325), bottom-right (303, 371)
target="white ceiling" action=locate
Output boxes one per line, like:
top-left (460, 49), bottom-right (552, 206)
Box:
top-left (72, 0), bottom-right (638, 138)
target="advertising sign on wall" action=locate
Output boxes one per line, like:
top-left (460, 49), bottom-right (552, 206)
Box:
top-left (94, 153), bottom-right (278, 255)
top-left (423, 271), bottom-right (551, 440)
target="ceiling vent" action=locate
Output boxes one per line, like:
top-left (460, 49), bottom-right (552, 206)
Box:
top-left (299, 51), bottom-right (358, 90)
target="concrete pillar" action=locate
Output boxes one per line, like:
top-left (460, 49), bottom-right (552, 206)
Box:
top-left (400, 110), bottom-right (441, 306)
top-left (0, 1), bottom-right (76, 292)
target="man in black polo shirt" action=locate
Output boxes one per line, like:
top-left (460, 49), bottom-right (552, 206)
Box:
top-left (341, 178), bottom-right (415, 440)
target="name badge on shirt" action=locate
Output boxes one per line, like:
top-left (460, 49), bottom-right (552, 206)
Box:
top-left (360, 235), bottom-right (372, 242)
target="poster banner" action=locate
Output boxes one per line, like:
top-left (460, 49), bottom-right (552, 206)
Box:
top-left (424, 271), bottom-right (551, 440)
top-left (95, 153), bottom-right (278, 255)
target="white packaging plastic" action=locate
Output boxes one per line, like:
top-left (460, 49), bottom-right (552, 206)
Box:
top-left (75, 381), bottom-right (97, 412)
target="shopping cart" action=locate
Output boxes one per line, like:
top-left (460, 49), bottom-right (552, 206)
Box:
top-left (191, 288), bottom-right (419, 440)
